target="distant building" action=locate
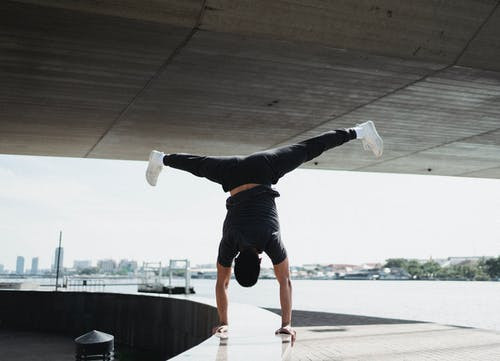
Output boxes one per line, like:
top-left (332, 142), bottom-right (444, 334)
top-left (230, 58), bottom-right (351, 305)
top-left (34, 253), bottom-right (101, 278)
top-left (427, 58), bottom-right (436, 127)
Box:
top-left (379, 267), bottom-right (411, 280)
top-left (440, 256), bottom-right (488, 267)
top-left (73, 260), bottom-right (92, 270)
top-left (321, 264), bottom-right (361, 278)
top-left (0, 264), bottom-right (4, 273)
top-left (118, 259), bottom-right (138, 273)
top-left (97, 259), bottom-right (117, 273)
top-left (16, 256), bottom-right (25, 275)
top-left (329, 264), bottom-right (359, 273)
top-left (31, 257), bottom-right (39, 275)
top-left (361, 263), bottom-right (382, 269)
top-left (52, 247), bottom-right (64, 271)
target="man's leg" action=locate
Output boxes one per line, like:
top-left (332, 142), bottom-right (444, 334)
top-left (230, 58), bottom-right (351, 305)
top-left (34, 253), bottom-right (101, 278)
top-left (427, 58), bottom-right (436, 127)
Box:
top-left (264, 129), bottom-right (355, 180)
top-left (242, 121), bottom-right (382, 183)
top-left (146, 121), bottom-right (382, 186)
top-left (259, 121), bottom-right (382, 181)
top-left (146, 151), bottom-right (236, 186)
top-left (163, 154), bottom-right (236, 184)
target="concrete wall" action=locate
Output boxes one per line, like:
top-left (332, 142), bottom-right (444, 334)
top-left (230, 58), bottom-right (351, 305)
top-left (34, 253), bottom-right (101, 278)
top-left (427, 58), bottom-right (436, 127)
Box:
top-left (2, 0), bottom-right (500, 179)
top-left (0, 290), bottom-right (219, 359)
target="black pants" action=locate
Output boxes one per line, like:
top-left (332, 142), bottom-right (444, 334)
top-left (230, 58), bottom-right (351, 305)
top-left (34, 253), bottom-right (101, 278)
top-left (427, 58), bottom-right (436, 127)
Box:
top-left (163, 129), bottom-right (355, 192)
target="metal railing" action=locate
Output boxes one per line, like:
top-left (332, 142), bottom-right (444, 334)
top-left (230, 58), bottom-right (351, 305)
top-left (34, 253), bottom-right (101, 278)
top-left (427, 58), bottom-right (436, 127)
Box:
top-left (63, 277), bottom-right (106, 291)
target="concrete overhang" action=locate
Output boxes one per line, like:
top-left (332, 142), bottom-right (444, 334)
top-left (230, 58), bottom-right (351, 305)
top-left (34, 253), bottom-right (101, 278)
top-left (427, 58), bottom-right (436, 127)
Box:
top-left (1, 0), bottom-right (499, 178)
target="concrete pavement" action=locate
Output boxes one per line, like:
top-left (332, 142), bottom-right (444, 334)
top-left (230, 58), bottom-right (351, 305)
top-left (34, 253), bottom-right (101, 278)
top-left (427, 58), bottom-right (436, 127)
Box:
top-left (3, 309), bottom-right (500, 360)
top-left (290, 323), bottom-right (500, 361)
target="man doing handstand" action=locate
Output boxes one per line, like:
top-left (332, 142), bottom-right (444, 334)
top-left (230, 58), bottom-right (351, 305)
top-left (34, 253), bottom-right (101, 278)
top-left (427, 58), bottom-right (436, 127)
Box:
top-left (145, 121), bottom-right (383, 341)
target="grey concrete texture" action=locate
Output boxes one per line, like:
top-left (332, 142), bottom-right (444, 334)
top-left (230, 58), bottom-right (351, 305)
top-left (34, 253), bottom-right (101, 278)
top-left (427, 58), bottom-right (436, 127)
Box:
top-left (290, 323), bottom-right (500, 361)
top-left (0, 290), bottom-right (219, 360)
top-left (1, 0), bottom-right (499, 179)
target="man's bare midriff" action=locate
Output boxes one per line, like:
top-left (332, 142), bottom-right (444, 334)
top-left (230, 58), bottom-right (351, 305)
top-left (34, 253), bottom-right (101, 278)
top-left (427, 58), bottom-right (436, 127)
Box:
top-left (229, 183), bottom-right (261, 196)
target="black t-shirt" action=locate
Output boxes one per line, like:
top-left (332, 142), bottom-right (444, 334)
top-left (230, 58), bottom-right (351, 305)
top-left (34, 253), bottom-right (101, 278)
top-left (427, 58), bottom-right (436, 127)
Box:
top-left (217, 185), bottom-right (287, 267)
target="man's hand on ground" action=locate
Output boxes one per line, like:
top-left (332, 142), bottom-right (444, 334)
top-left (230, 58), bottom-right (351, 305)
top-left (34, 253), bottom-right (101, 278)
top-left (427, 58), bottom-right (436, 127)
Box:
top-left (212, 324), bottom-right (228, 338)
top-left (275, 325), bottom-right (296, 346)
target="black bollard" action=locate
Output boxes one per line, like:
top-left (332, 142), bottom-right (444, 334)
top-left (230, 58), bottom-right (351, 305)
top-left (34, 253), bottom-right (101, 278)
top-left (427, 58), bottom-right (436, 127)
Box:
top-left (75, 330), bottom-right (114, 360)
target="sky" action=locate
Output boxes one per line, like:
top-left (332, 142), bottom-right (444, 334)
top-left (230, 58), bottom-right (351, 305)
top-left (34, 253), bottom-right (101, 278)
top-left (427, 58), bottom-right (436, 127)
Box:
top-left (0, 154), bottom-right (499, 270)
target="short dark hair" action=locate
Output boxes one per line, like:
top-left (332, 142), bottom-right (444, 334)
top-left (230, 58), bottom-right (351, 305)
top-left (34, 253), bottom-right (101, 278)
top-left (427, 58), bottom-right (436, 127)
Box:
top-left (234, 249), bottom-right (261, 287)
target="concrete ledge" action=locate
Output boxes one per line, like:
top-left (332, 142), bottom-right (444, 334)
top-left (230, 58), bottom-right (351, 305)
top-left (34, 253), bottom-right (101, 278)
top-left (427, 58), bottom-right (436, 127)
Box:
top-left (170, 301), bottom-right (292, 360)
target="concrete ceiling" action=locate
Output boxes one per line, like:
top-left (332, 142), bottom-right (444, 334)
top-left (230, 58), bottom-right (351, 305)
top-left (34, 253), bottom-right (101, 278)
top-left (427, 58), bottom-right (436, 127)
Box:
top-left (1, 0), bottom-right (499, 179)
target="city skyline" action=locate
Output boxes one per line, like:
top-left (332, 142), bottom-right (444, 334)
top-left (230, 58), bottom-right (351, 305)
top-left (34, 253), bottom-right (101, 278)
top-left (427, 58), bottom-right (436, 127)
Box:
top-left (0, 255), bottom-right (492, 275)
top-left (1, 154), bottom-right (499, 271)
top-left (1, 254), bottom-right (497, 273)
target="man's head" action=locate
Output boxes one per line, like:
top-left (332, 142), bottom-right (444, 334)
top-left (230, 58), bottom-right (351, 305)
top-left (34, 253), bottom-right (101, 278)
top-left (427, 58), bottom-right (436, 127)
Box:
top-left (234, 248), bottom-right (261, 287)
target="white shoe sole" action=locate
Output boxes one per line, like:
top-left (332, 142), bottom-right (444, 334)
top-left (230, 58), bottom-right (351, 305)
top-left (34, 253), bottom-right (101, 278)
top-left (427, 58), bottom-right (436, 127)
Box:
top-left (361, 121), bottom-right (383, 158)
top-left (214, 325), bottom-right (228, 339)
top-left (146, 150), bottom-right (164, 186)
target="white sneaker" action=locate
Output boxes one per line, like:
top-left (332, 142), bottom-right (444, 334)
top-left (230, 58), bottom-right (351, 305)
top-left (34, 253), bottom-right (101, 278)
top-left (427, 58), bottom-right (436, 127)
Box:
top-left (146, 150), bottom-right (165, 186)
top-left (358, 120), bottom-right (383, 158)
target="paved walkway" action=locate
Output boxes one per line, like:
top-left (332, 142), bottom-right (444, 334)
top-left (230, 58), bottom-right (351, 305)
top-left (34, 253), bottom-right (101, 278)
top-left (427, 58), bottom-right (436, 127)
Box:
top-left (289, 323), bottom-right (500, 361)
top-left (266, 308), bottom-right (500, 360)
top-left (3, 309), bottom-right (500, 360)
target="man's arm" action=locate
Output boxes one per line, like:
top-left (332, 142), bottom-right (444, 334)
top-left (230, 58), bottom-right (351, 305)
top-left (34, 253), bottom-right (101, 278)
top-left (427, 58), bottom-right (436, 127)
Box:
top-left (273, 257), bottom-right (293, 326)
top-left (215, 262), bottom-right (232, 328)
top-left (273, 257), bottom-right (296, 343)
